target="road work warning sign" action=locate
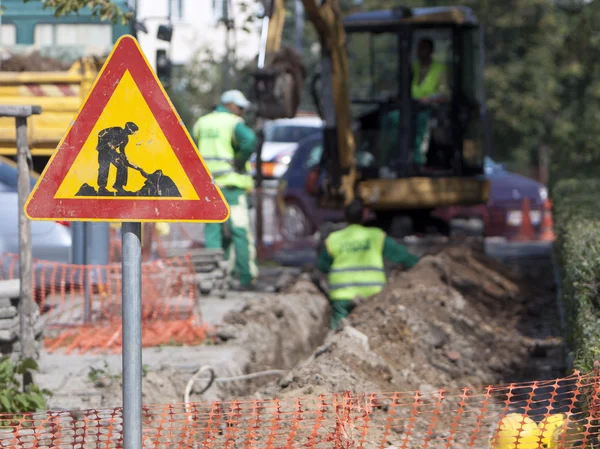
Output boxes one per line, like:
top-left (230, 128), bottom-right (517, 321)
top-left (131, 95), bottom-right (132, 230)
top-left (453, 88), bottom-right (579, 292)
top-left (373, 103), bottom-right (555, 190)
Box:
top-left (25, 35), bottom-right (230, 223)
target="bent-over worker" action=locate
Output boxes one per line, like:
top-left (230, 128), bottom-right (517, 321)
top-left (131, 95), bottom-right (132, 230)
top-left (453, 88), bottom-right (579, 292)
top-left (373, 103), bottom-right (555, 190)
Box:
top-left (317, 199), bottom-right (420, 329)
top-left (96, 121), bottom-right (139, 195)
top-left (193, 90), bottom-right (259, 291)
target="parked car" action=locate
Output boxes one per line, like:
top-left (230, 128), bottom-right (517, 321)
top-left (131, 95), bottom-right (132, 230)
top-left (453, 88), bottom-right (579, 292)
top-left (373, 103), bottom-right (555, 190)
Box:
top-left (276, 134), bottom-right (548, 241)
top-left (0, 156), bottom-right (72, 285)
top-left (250, 116), bottom-right (324, 179)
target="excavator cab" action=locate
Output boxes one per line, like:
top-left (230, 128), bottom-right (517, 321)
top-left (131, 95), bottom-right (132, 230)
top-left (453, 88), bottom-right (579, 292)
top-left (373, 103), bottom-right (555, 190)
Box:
top-left (346, 6), bottom-right (487, 179)
top-left (312, 6), bottom-right (489, 232)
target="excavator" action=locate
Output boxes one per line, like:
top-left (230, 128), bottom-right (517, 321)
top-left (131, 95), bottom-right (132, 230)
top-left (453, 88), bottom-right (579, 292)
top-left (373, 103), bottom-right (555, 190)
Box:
top-left (253, 1), bottom-right (490, 238)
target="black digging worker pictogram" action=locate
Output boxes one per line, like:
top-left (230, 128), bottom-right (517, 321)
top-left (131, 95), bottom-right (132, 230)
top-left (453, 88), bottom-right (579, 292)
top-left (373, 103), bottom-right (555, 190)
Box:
top-left (75, 121), bottom-right (182, 198)
top-left (97, 121), bottom-right (138, 195)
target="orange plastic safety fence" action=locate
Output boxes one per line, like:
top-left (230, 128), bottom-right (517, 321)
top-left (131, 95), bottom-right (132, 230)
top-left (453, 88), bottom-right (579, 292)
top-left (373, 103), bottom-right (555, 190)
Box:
top-left (0, 252), bottom-right (203, 354)
top-left (0, 371), bottom-right (598, 449)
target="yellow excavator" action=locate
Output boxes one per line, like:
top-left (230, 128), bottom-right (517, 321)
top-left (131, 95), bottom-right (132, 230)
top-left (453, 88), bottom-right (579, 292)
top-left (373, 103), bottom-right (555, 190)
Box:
top-left (255, 1), bottom-right (490, 238)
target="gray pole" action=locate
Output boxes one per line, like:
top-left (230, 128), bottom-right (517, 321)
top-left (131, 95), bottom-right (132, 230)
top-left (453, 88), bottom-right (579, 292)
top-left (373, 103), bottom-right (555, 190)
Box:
top-left (16, 116), bottom-right (35, 388)
top-left (295, 0), bottom-right (304, 56)
top-left (83, 223), bottom-right (91, 323)
top-left (122, 222), bottom-right (142, 449)
top-left (223, 0), bottom-right (231, 90)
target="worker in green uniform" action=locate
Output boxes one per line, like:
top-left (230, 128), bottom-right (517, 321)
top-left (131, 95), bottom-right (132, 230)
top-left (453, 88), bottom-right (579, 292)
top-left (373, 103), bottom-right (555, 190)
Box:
top-left (380, 38), bottom-right (448, 167)
top-left (317, 199), bottom-right (420, 329)
top-left (193, 90), bottom-right (259, 291)
top-left (411, 38), bottom-right (448, 164)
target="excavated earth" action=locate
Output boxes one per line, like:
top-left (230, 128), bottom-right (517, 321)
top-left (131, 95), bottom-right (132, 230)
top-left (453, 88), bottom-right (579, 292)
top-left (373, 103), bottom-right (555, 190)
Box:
top-left (67, 241), bottom-right (564, 410)
top-left (255, 245), bottom-right (564, 400)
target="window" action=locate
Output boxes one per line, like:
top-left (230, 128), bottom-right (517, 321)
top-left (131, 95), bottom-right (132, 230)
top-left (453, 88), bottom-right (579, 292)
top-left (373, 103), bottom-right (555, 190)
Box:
top-left (0, 24), bottom-right (16, 46)
top-left (347, 32), bottom-right (399, 103)
top-left (265, 125), bottom-right (321, 143)
top-left (34, 24), bottom-right (112, 54)
top-left (461, 27), bottom-right (484, 104)
top-left (304, 144), bottom-right (323, 168)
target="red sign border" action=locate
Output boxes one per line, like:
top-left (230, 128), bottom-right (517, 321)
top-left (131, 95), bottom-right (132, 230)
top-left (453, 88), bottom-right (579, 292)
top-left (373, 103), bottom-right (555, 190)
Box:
top-left (25, 35), bottom-right (230, 223)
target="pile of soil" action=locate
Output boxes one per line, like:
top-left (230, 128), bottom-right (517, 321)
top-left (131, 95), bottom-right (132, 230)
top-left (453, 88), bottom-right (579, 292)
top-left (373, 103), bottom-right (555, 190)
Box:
top-left (257, 245), bottom-right (563, 399)
top-left (0, 52), bottom-right (71, 71)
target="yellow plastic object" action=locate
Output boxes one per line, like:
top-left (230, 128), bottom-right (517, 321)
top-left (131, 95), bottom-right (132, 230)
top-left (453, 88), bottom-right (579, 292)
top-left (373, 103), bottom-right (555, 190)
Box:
top-left (539, 414), bottom-right (566, 448)
top-left (540, 414), bottom-right (585, 449)
top-left (491, 413), bottom-right (542, 449)
top-left (155, 223), bottom-right (170, 237)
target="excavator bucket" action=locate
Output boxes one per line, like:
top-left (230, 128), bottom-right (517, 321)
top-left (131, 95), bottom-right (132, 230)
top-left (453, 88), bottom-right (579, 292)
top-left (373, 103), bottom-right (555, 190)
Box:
top-left (252, 46), bottom-right (307, 120)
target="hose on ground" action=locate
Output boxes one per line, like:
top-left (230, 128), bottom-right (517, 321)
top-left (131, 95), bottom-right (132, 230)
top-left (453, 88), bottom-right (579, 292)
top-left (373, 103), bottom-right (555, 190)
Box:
top-left (184, 366), bottom-right (286, 412)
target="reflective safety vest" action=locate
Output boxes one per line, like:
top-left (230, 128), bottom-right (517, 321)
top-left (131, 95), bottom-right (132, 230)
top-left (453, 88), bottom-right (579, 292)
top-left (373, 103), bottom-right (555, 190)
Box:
top-left (411, 60), bottom-right (446, 99)
top-left (325, 224), bottom-right (387, 301)
top-left (194, 111), bottom-right (254, 191)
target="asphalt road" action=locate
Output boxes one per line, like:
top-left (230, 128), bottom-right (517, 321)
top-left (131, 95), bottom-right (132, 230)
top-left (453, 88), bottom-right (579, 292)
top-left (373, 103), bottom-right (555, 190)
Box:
top-left (157, 184), bottom-right (555, 267)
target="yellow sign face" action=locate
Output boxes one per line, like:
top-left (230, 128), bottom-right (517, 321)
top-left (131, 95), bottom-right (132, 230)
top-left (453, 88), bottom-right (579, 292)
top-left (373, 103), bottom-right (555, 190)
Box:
top-left (24, 35), bottom-right (230, 223)
top-left (54, 70), bottom-right (198, 200)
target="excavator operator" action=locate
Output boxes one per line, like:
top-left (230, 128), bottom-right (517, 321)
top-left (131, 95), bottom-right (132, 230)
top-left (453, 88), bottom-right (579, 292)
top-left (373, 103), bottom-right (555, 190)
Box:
top-left (411, 38), bottom-right (449, 163)
top-left (317, 198), bottom-right (420, 330)
top-left (380, 38), bottom-right (449, 168)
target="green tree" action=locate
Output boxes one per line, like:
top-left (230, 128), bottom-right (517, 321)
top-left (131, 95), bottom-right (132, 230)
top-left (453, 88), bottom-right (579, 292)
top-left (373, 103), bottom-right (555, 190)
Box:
top-left (22, 0), bottom-right (132, 24)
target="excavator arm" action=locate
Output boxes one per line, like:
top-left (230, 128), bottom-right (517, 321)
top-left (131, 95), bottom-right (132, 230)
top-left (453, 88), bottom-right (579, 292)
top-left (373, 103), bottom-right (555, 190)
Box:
top-left (255, 0), bottom-right (357, 204)
top-left (301, 0), bottom-right (356, 204)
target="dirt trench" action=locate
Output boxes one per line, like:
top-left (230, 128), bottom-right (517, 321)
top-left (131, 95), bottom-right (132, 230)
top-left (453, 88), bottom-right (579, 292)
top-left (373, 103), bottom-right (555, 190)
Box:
top-left (85, 241), bottom-right (564, 416)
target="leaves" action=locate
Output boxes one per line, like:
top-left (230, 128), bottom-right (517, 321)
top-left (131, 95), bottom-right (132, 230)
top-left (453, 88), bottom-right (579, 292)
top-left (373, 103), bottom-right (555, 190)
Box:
top-left (15, 358), bottom-right (38, 375)
top-left (553, 178), bottom-right (600, 372)
top-left (23, 0), bottom-right (133, 25)
top-left (0, 356), bottom-right (49, 416)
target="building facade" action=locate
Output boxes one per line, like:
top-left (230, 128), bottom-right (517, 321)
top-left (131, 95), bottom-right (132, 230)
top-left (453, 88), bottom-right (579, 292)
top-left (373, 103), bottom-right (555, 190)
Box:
top-left (0, 0), bottom-right (132, 61)
top-left (133, 0), bottom-right (261, 72)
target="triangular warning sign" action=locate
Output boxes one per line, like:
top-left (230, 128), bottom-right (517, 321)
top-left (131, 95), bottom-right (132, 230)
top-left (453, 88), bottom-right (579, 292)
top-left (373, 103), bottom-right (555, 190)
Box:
top-left (25, 35), bottom-right (230, 223)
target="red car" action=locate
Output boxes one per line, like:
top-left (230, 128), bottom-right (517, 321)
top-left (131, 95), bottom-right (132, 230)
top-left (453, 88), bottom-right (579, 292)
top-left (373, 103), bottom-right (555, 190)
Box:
top-left (276, 134), bottom-right (548, 242)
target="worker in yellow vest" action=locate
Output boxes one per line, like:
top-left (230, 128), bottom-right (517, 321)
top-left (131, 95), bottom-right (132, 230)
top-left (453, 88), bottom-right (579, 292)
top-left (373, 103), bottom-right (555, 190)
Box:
top-left (380, 38), bottom-right (448, 168)
top-left (412, 38), bottom-right (449, 164)
top-left (411, 38), bottom-right (448, 102)
top-left (317, 199), bottom-right (420, 329)
top-left (193, 90), bottom-right (259, 291)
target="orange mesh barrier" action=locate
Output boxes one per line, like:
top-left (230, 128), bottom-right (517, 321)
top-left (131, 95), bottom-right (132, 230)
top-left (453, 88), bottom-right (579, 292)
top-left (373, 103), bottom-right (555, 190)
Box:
top-left (0, 370), bottom-right (597, 449)
top-left (0, 252), bottom-right (205, 354)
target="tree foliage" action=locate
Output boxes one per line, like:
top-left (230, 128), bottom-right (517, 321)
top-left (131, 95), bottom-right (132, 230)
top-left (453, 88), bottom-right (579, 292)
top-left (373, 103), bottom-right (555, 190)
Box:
top-left (23, 0), bottom-right (132, 24)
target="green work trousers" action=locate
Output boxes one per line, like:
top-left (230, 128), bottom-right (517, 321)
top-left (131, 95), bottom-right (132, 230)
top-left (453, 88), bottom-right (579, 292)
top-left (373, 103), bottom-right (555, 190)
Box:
top-left (380, 109), bottom-right (428, 167)
top-left (204, 187), bottom-right (258, 286)
top-left (329, 299), bottom-right (355, 330)
top-left (414, 110), bottom-right (431, 166)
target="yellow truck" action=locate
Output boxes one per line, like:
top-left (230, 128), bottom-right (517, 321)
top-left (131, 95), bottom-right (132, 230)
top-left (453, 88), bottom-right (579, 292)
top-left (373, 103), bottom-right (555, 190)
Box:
top-left (0, 57), bottom-right (103, 172)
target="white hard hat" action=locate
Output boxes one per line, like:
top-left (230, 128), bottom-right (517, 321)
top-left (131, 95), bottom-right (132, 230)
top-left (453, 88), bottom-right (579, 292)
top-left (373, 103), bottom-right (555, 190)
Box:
top-left (220, 90), bottom-right (251, 109)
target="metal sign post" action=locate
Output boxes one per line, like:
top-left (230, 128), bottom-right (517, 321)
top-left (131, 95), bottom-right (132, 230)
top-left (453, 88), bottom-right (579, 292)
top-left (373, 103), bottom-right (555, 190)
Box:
top-left (121, 222), bottom-right (142, 449)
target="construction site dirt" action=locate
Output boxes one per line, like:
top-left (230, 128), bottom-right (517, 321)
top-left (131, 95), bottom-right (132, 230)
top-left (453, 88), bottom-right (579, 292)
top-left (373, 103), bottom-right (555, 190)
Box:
top-left (35, 238), bottom-right (565, 421)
